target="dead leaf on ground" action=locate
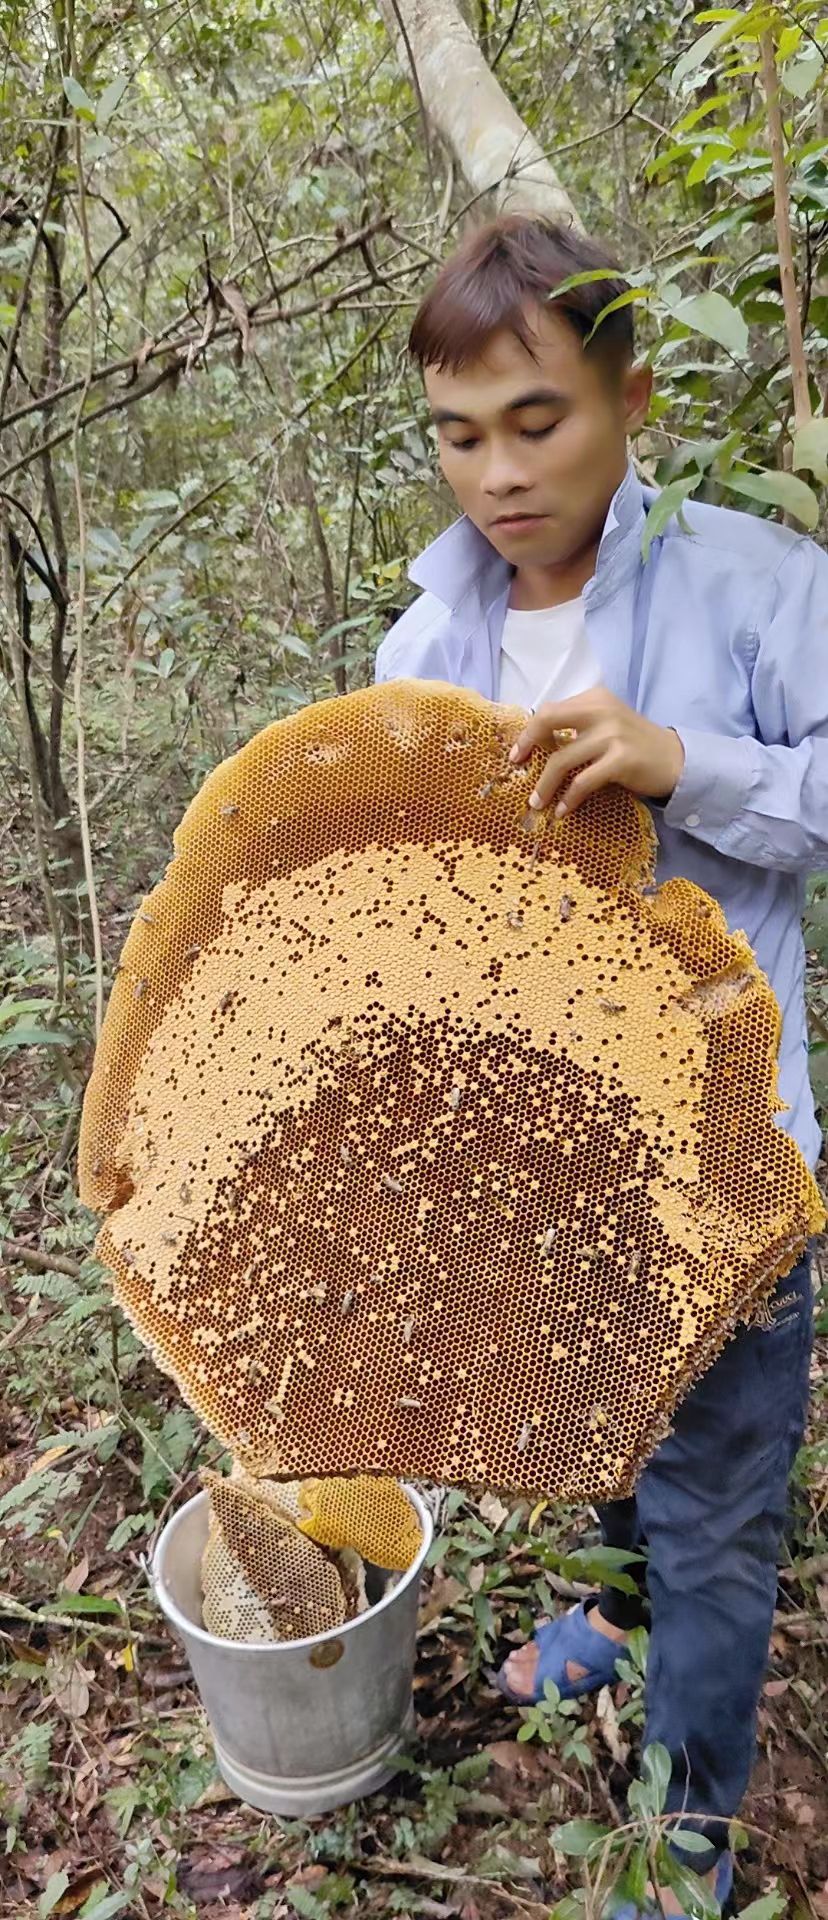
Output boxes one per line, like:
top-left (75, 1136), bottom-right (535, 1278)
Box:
top-left (46, 1651), bottom-right (92, 1718)
top-left (485, 1739), bottom-right (547, 1784)
top-left (178, 1856), bottom-right (262, 1902)
top-left (478, 1492), bottom-right (511, 1531)
top-left (595, 1683), bottom-right (629, 1766)
top-left (61, 1554), bottom-right (89, 1594)
top-left (418, 1571), bottom-right (464, 1627)
top-left (763, 1677), bottom-right (790, 1698)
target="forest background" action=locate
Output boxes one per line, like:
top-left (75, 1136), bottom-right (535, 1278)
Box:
top-left (2, 1), bottom-right (828, 1916)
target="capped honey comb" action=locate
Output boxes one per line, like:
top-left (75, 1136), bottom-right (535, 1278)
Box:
top-left (201, 1467), bottom-right (349, 1641)
top-left (78, 681), bottom-right (824, 1500)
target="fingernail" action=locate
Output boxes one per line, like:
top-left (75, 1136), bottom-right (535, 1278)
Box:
top-left (555, 800), bottom-right (567, 819)
top-left (509, 745), bottom-right (519, 762)
top-left (529, 791), bottom-right (542, 810)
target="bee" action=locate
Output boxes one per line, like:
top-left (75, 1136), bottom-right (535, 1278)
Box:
top-left (161, 1232), bottom-right (178, 1248)
top-left (628, 1249), bottom-right (641, 1278)
top-left (540, 1225), bottom-right (557, 1256)
top-left (516, 1420), bottom-right (532, 1453)
top-left (401, 1316), bottom-right (414, 1345)
top-left (590, 1406), bottom-right (608, 1430)
top-left (139, 913), bottom-right (155, 926)
top-left (185, 944), bottom-right (201, 961)
top-left (397, 1395), bottom-right (421, 1411)
top-left (134, 979), bottom-right (148, 1001)
top-left (448, 1085), bottom-right (462, 1112)
top-left (599, 999), bottom-right (625, 1016)
top-left (265, 1399), bottom-right (285, 1425)
top-left (180, 1182), bottom-right (193, 1205)
top-left (220, 803), bottom-right (238, 819)
top-left (506, 910), bottom-right (524, 930)
top-left (559, 894), bottom-right (573, 922)
top-left (340, 1143), bottom-right (352, 1167)
top-left (122, 1247), bottom-right (137, 1268)
top-left (379, 1173), bottom-right (403, 1196)
top-left (478, 780), bottom-right (495, 799)
top-left (340, 1290), bottom-right (355, 1318)
top-left (218, 991), bottom-right (234, 1015)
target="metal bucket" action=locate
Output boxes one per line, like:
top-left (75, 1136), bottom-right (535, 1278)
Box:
top-left (150, 1484), bottom-right (432, 1817)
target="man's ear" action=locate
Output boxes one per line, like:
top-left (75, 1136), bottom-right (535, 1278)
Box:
top-left (623, 361), bottom-right (653, 435)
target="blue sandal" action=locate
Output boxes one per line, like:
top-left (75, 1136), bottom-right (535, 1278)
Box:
top-left (495, 1601), bottom-right (624, 1704)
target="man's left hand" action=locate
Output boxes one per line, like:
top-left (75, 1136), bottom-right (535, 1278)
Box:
top-left (509, 687), bottom-right (686, 818)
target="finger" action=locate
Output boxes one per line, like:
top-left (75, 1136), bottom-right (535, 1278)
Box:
top-left (553, 750), bottom-right (621, 819)
top-left (527, 731), bottom-right (602, 810)
top-left (509, 697), bottom-right (590, 764)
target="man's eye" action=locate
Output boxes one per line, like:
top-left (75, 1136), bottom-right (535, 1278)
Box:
top-left (522, 425), bottom-right (555, 440)
top-left (450, 438), bottom-right (478, 452)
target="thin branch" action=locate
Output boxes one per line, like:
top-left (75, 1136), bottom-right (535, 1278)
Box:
top-left (0, 146), bottom-right (60, 427)
top-left (1, 212), bottom-right (395, 434)
top-left (0, 519), bottom-right (67, 1010)
top-left (68, 100), bottom-right (106, 1036)
top-left (1, 1237), bottom-right (84, 1279)
top-left (760, 29), bottom-right (811, 428)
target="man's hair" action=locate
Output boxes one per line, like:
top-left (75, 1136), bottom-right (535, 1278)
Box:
top-left (408, 215), bottom-right (632, 374)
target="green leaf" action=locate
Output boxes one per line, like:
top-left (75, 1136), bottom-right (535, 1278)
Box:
top-left (782, 48), bottom-right (822, 99)
top-left (516, 1719), bottom-right (536, 1742)
top-left (641, 475), bottom-right (702, 561)
top-left (720, 466), bottom-right (819, 530)
top-left (668, 289), bottom-right (749, 357)
top-left (139, 489), bottom-right (179, 511)
top-left (42, 1592), bottom-right (124, 1617)
top-left (96, 75), bottom-right (128, 129)
top-left (551, 1819), bottom-right (609, 1856)
top-left (586, 287), bottom-right (655, 342)
top-left (157, 647), bottom-right (176, 678)
top-left (107, 1510), bottom-right (152, 1551)
top-left (676, 93), bottom-right (728, 132)
top-left (658, 1847), bottom-right (720, 1920)
top-left (738, 1895), bottom-right (787, 1920)
top-left (63, 75), bottom-right (96, 117)
top-left (0, 301), bottom-right (18, 325)
top-left (79, 1888), bottom-right (132, 1918)
top-left (40, 1872), bottom-right (70, 1919)
top-left (668, 1827), bottom-right (714, 1854)
top-left (547, 269), bottom-right (632, 303)
top-left (792, 417), bottom-right (828, 484)
top-left (0, 1023), bottom-right (78, 1051)
top-left (641, 1741), bottom-right (671, 1814)
top-left (672, 17), bottom-right (744, 87)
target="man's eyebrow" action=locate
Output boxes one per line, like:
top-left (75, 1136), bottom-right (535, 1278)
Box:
top-left (430, 387), bottom-right (568, 426)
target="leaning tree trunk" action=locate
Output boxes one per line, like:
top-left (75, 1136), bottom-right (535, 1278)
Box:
top-left (375, 0), bottom-right (580, 225)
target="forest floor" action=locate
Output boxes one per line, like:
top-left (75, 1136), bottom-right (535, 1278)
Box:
top-left (2, 917), bottom-right (827, 1920)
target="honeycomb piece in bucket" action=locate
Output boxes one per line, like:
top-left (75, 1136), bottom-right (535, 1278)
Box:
top-left (298, 1476), bottom-right (422, 1571)
top-left (78, 681), bottom-right (825, 1501)
top-left (201, 1468), bottom-right (348, 1642)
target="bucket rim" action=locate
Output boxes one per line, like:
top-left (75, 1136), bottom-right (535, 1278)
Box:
top-left (150, 1480), bottom-right (434, 1654)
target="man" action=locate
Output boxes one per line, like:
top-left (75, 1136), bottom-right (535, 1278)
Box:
top-left (374, 214), bottom-right (827, 1913)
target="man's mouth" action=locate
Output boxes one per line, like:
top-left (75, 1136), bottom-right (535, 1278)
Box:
top-left (492, 512), bottom-right (546, 530)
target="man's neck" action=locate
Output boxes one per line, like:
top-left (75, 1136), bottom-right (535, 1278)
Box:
top-left (508, 536), bottom-right (600, 613)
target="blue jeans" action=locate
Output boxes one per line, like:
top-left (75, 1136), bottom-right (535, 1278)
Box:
top-left (596, 1255), bottom-right (814, 1871)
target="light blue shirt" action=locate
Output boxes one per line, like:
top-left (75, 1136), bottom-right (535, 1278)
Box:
top-left (375, 463), bottom-right (828, 1168)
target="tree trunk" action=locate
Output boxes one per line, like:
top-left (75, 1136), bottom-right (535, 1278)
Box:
top-left (376, 0), bottom-right (579, 226)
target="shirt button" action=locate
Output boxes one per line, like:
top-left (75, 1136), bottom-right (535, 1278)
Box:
top-left (685, 812), bottom-right (701, 829)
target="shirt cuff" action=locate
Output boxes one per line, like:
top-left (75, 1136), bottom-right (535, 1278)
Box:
top-left (661, 727), bottom-right (754, 837)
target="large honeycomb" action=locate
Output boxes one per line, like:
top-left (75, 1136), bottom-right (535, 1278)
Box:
top-left (78, 681), bottom-right (824, 1500)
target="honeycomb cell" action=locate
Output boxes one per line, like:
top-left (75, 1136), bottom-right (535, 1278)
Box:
top-left (78, 680), bottom-right (824, 1500)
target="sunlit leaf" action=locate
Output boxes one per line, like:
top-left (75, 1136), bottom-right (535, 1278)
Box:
top-left (720, 466), bottom-right (819, 530)
top-left (792, 417), bottom-right (828, 484)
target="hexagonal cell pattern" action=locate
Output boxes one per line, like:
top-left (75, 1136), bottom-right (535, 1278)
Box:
top-left (78, 681), bottom-right (825, 1500)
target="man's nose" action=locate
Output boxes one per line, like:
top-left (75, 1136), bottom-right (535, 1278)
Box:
top-left (480, 445), bottom-right (531, 498)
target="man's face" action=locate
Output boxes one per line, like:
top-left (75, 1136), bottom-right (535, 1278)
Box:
top-left (424, 302), bottom-right (651, 568)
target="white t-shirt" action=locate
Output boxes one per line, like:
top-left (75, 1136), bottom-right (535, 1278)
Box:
top-left (498, 595), bottom-right (600, 712)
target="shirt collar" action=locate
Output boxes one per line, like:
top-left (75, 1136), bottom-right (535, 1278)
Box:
top-left (407, 460), bottom-right (645, 612)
